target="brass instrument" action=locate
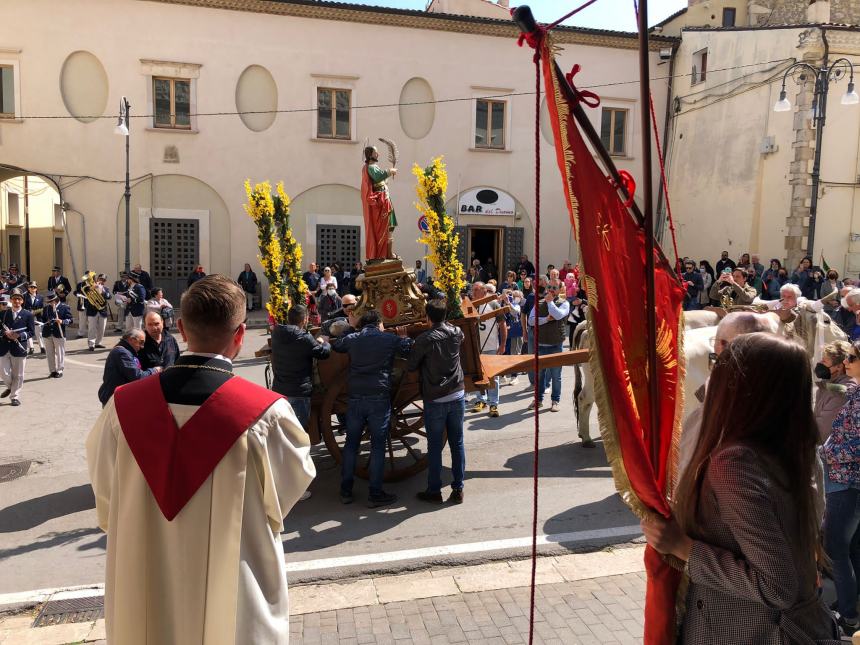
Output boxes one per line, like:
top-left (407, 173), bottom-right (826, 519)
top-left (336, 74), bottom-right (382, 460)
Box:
top-left (80, 271), bottom-right (107, 311)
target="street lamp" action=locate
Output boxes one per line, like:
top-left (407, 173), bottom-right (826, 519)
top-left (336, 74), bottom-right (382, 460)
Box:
top-left (773, 58), bottom-right (858, 259)
top-left (115, 96), bottom-right (131, 274)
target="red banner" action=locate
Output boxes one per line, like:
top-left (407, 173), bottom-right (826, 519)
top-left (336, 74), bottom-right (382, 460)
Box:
top-left (539, 42), bottom-right (686, 643)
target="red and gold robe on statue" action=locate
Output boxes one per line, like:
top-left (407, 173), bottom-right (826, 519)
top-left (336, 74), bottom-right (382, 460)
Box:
top-left (361, 162), bottom-right (397, 261)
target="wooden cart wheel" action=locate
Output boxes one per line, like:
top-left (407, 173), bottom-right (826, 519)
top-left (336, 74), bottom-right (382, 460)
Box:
top-left (319, 372), bottom-right (442, 482)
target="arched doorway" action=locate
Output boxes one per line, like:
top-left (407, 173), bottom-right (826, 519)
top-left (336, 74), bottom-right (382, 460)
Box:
top-left (116, 174), bottom-right (231, 305)
top-left (0, 174), bottom-right (69, 286)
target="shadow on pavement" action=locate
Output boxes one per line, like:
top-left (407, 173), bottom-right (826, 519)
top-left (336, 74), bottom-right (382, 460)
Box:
top-left (0, 527), bottom-right (101, 561)
top-left (281, 449), bottom-right (451, 555)
top-left (0, 484), bottom-right (95, 533)
top-left (542, 494), bottom-right (637, 543)
top-left (463, 442), bottom-right (612, 480)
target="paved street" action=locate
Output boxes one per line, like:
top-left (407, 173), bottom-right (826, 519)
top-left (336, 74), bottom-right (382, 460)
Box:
top-left (0, 325), bottom-right (636, 598)
top-left (0, 547), bottom-right (649, 644)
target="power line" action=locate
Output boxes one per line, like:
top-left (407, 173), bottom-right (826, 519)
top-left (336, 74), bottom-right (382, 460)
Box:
top-left (8, 57), bottom-right (806, 121)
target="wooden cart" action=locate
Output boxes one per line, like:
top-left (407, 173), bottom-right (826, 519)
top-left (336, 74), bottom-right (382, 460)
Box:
top-left (260, 295), bottom-right (588, 482)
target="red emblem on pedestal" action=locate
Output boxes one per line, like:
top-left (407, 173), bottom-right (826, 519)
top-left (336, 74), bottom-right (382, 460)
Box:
top-left (381, 299), bottom-right (398, 319)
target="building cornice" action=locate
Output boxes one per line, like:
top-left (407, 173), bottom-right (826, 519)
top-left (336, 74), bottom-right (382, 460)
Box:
top-left (142, 0), bottom-right (677, 50)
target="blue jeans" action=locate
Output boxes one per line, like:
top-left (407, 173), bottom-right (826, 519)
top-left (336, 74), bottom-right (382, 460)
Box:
top-left (477, 352), bottom-right (500, 405)
top-left (286, 396), bottom-right (311, 431)
top-left (825, 487), bottom-right (860, 619)
top-left (342, 395), bottom-right (391, 497)
top-left (538, 343), bottom-right (563, 403)
top-left (424, 396), bottom-right (466, 493)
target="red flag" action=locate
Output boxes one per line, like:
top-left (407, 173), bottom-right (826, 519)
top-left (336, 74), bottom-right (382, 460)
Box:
top-left (538, 42), bottom-right (686, 643)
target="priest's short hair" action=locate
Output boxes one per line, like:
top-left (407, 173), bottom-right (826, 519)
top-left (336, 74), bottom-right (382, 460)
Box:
top-left (180, 275), bottom-right (246, 344)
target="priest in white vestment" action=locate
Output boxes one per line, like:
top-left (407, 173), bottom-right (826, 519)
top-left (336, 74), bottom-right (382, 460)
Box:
top-left (87, 275), bottom-right (315, 645)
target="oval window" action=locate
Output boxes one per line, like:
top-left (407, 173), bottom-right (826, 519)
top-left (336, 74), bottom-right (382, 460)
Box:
top-left (235, 65), bottom-right (277, 132)
top-left (60, 51), bottom-right (109, 124)
top-left (399, 77), bottom-right (435, 140)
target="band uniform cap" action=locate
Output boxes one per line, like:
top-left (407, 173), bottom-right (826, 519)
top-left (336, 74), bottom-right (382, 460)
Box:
top-left (52, 266), bottom-right (62, 272)
top-left (8, 264), bottom-right (17, 270)
top-left (129, 271), bottom-right (141, 281)
top-left (27, 281), bottom-right (38, 288)
top-left (9, 288), bottom-right (25, 299)
top-left (97, 273), bottom-right (107, 281)
top-left (45, 290), bottom-right (59, 301)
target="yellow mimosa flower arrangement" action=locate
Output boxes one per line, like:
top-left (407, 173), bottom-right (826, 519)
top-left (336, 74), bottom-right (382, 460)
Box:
top-left (413, 156), bottom-right (465, 319)
top-left (244, 180), bottom-right (307, 325)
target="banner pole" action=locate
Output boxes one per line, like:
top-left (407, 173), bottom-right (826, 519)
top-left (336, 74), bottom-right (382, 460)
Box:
top-left (637, 0), bottom-right (661, 469)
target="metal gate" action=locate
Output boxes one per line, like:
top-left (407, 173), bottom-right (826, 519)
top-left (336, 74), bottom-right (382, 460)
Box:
top-left (150, 218), bottom-right (199, 306)
top-left (503, 227), bottom-right (524, 275)
top-left (316, 224), bottom-right (360, 270)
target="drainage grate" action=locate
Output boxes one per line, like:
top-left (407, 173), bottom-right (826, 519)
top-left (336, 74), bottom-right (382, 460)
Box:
top-left (33, 596), bottom-right (104, 627)
top-left (0, 460), bottom-right (31, 483)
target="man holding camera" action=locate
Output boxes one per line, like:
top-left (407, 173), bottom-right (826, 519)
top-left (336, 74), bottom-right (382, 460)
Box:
top-left (528, 281), bottom-right (569, 412)
top-left (708, 267), bottom-right (757, 306)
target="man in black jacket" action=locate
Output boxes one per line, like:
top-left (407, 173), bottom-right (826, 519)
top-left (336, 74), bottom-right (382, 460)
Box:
top-left (407, 299), bottom-right (466, 504)
top-left (320, 294), bottom-right (359, 338)
top-left (271, 304), bottom-right (331, 430)
top-left (332, 310), bottom-right (412, 508)
top-left (715, 250), bottom-right (736, 276)
top-left (139, 312), bottom-right (180, 371)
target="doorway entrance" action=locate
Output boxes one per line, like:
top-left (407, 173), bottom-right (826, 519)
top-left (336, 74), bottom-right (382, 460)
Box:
top-left (150, 218), bottom-right (199, 305)
top-left (469, 227), bottom-right (500, 276)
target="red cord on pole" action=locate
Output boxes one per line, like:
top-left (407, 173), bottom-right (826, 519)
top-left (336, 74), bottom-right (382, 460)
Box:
top-left (527, 43), bottom-right (542, 645)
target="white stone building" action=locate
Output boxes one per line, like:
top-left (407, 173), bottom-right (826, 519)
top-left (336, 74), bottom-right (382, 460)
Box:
top-left (662, 0), bottom-right (860, 275)
top-left (0, 0), bottom-right (672, 302)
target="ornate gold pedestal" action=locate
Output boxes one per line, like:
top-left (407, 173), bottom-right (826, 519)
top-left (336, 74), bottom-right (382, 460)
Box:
top-left (354, 259), bottom-right (426, 325)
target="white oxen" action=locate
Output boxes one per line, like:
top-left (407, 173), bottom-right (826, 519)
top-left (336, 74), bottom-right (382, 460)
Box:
top-left (573, 306), bottom-right (846, 443)
top-left (572, 320), bottom-right (715, 443)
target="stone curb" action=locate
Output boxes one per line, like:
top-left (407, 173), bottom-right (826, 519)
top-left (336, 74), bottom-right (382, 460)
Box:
top-left (0, 545), bottom-right (646, 644)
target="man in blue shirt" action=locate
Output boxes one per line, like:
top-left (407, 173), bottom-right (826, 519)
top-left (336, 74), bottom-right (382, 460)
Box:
top-left (332, 310), bottom-right (412, 508)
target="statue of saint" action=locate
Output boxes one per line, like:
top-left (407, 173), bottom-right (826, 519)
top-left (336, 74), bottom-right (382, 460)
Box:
top-left (361, 145), bottom-right (397, 261)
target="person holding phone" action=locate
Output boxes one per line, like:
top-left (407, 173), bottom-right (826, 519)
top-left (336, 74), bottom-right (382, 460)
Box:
top-left (709, 267), bottom-right (757, 306)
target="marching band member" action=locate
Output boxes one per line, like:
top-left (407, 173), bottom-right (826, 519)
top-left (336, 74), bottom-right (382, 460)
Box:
top-left (84, 273), bottom-right (112, 352)
top-left (23, 281), bottom-right (45, 355)
top-left (41, 290), bottom-right (72, 378)
top-left (1, 288), bottom-right (34, 406)
top-left (73, 272), bottom-right (89, 338)
top-left (5, 264), bottom-right (28, 292)
top-left (125, 271), bottom-right (147, 330)
top-left (47, 266), bottom-right (73, 305)
top-left (112, 272), bottom-right (129, 332)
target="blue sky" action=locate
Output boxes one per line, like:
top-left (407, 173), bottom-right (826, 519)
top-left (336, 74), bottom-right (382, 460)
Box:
top-left (342, 0), bottom-right (688, 31)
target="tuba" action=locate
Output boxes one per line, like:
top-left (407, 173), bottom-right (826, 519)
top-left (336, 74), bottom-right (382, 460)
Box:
top-left (82, 271), bottom-right (107, 311)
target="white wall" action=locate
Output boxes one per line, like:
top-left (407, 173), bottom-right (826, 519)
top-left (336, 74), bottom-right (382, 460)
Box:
top-left (0, 0), bottom-right (669, 284)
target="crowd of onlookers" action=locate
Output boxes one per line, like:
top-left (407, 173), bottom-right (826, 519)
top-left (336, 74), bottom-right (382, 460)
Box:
top-left (681, 250), bottom-right (849, 310)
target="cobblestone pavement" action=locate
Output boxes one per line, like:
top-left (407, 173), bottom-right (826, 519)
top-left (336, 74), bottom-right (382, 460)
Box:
top-left (290, 572), bottom-right (645, 645)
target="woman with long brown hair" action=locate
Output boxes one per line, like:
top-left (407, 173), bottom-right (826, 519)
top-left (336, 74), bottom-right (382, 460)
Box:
top-left (642, 333), bottom-right (837, 642)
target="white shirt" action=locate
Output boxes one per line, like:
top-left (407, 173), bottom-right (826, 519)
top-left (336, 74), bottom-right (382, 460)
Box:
top-left (477, 301), bottom-right (502, 352)
top-left (319, 276), bottom-right (338, 291)
top-left (528, 298), bottom-right (570, 327)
